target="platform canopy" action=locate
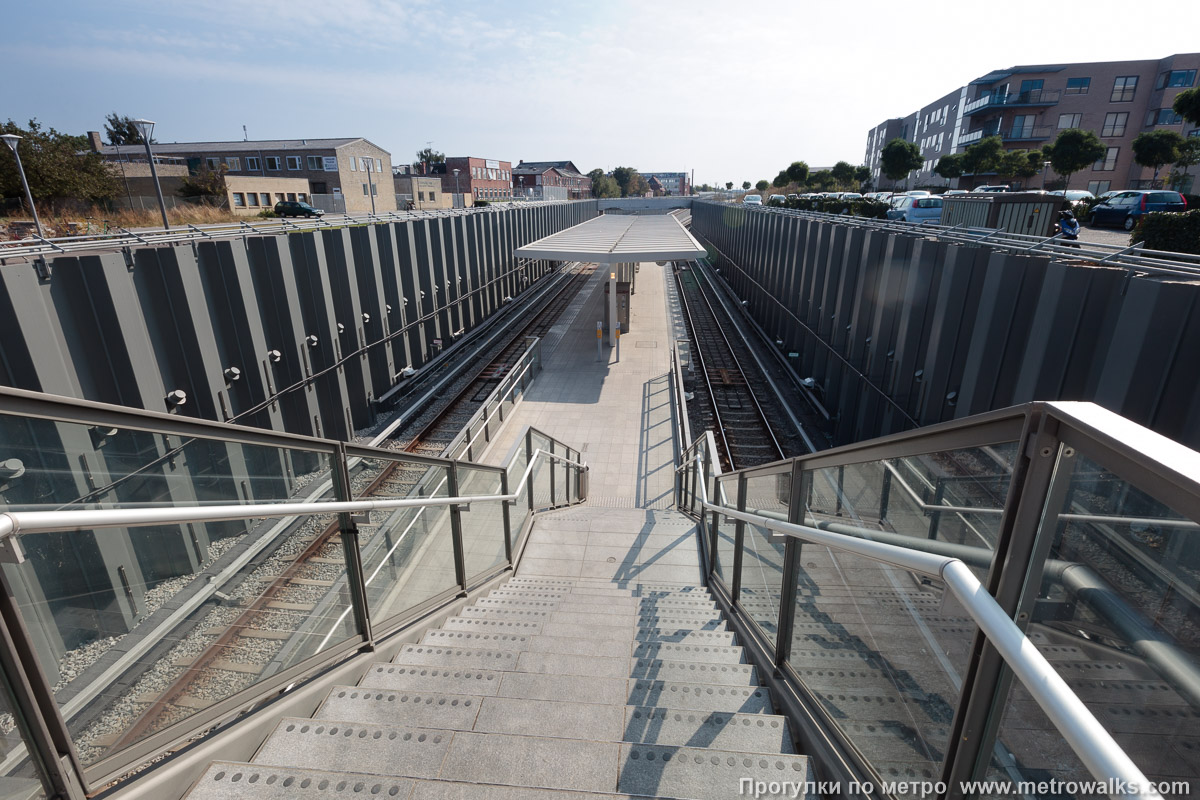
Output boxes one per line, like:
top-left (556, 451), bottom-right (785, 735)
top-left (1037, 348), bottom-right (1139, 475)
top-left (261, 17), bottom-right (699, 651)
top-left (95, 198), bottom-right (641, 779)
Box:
top-left (514, 214), bottom-right (707, 264)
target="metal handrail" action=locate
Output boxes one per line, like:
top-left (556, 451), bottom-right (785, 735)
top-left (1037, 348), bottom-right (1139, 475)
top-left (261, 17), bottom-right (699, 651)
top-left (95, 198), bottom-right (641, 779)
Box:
top-left (704, 501), bottom-right (1162, 800)
top-left (0, 448), bottom-right (586, 538)
top-left (0, 199), bottom-right (586, 260)
top-left (700, 201), bottom-right (1200, 277)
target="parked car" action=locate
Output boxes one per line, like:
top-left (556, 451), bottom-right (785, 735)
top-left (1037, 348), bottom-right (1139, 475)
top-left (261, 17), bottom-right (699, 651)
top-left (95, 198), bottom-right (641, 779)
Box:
top-left (786, 194), bottom-right (799, 201)
top-left (274, 200), bottom-right (324, 217)
top-left (1050, 190), bottom-right (1096, 202)
top-left (886, 195), bottom-right (944, 224)
top-left (742, 194), bottom-right (763, 206)
top-left (840, 193), bottom-right (863, 201)
top-left (905, 190), bottom-right (931, 197)
top-left (944, 190), bottom-right (969, 195)
top-left (974, 185), bottom-right (1010, 193)
top-left (1087, 190), bottom-right (1187, 230)
top-left (767, 194), bottom-right (787, 205)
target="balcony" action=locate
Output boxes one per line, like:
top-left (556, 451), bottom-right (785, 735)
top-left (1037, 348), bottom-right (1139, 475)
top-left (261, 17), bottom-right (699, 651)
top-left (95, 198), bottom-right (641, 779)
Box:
top-left (1004, 125), bottom-right (1053, 142)
top-left (964, 88), bottom-right (1061, 117)
top-left (959, 121), bottom-right (1001, 146)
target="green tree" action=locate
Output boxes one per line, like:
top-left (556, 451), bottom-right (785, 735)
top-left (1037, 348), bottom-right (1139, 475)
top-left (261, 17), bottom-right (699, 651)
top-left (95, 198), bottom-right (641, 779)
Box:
top-left (103, 113), bottom-right (152, 145)
top-left (808, 170), bottom-right (836, 191)
top-left (1131, 130), bottom-right (1185, 186)
top-left (755, 179), bottom-right (769, 191)
top-left (879, 138), bottom-right (922, 188)
top-left (854, 165), bottom-right (870, 188)
top-left (995, 149), bottom-right (1041, 186)
top-left (178, 164), bottom-right (228, 199)
top-left (830, 161), bottom-right (856, 189)
top-left (772, 171), bottom-right (789, 188)
top-left (415, 147), bottom-right (445, 164)
top-left (612, 166), bottom-right (649, 197)
top-left (959, 136), bottom-right (1004, 180)
top-left (1173, 87), bottom-right (1200, 127)
top-left (586, 168), bottom-right (620, 198)
top-left (726, 182), bottom-right (734, 190)
top-left (741, 181), bottom-right (751, 190)
top-left (786, 161), bottom-right (809, 185)
top-left (1045, 128), bottom-right (1107, 191)
top-left (934, 152), bottom-right (964, 183)
top-left (0, 118), bottom-right (118, 204)
top-left (1168, 137), bottom-right (1200, 190)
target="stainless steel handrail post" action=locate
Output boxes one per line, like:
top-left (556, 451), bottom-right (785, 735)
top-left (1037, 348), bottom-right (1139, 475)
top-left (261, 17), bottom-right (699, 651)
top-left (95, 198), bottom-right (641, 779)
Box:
top-left (447, 462), bottom-right (467, 594)
top-left (500, 470), bottom-right (513, 564)
top-left (332, 444), bottom-right (373, 647)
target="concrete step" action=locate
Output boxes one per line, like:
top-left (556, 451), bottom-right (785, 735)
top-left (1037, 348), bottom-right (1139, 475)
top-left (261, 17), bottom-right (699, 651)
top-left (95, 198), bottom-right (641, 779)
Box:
top-left (460, 607), bottom-right (727, 631)
top-left (315, 689), bottom-right (483, 730)
top-left (476, 595), bottom-right (720, 615)
top-left (626, 680), bottom-right (773, 713)
top-left (631, 642), bottom-right (746, 664)
top-left (358, 664), bottom-right (505, 695)
top-left (392, 643), bottom-right (521, 670)
top-left (629, 659), bottom-right (758, 686)
top-left (634, 628), bottom-right (738, 646)
top-left (253, 718), bottom-right (452, 779)
top-left (624, 707), bottom-right (795, 754)
top-left (618, 743), bottom-right (813, 800)
top-left (421, 630), bottom-right (633, 659)
top-left (440, 616), bottom-right (544, 635)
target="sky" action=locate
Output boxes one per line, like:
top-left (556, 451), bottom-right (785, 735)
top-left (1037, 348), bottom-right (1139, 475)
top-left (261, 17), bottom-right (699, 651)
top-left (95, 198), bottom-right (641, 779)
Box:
top-left (3, 0), bottom-right (1199, 189)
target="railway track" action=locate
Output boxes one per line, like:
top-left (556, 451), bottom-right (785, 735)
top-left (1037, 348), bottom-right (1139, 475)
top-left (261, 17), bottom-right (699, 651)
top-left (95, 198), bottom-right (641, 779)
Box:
top-left (674, 262), bottom-right (811, 471)
top-left (96, 263), bottom-right (595, 760)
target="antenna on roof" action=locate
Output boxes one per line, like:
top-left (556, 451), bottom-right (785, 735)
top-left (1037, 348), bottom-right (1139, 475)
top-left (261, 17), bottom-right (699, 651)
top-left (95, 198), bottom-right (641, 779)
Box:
top-left (243, 125), bottom-right (248, 141)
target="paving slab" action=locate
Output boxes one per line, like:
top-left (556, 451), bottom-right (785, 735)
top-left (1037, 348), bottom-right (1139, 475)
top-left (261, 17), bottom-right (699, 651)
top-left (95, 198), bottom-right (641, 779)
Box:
top-left (439, 731), bottom-right (620, 794)
top-left (474, 696), bottom-right (625, 740)
top-left (623, 707), bottom-right (795, 754)
top-left (315, 689), bottom-right (483, 730)
top-left (186, 762), bottom-right (417, 800)
top-left (618, 743), bottom-right (812, 800)
top-left (253, 719), bottom-right (452, 778)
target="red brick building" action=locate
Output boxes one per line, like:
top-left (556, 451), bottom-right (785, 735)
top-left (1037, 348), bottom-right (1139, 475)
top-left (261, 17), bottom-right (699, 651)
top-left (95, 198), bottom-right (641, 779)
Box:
top-left (435, 157), bottom-right (513, 202)
top-left (513, 161), bottom-right (592, 199)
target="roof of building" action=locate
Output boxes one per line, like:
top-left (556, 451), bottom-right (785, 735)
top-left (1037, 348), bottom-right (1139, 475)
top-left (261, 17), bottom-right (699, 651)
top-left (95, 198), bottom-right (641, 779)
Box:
top-left (969, 65), bottom-right (1066, 85)
top-left (515, 161), bottom-right (586, 178)
top-left (514, 215), bottom-right (706, 264)
top-left (95, 137), bottom-right (388, 157)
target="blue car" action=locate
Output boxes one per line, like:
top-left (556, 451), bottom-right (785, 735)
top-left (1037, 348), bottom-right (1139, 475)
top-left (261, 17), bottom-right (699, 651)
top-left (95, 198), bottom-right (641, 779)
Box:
top-left (886, 195), bottom-right (943, 224)
top-left (1087, 190), bottom-right (1187, 231)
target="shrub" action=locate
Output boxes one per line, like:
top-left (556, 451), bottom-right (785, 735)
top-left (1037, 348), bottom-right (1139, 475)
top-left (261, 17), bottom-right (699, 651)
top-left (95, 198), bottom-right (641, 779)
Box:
top-left (1131, 209), bottom-right (1200, 255)
top-left (784, 197), bottom-right (890, 219)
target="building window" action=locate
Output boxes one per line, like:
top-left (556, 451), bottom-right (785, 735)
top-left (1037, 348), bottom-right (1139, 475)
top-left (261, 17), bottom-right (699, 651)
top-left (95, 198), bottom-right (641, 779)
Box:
top-left (225, 157), bottom-right (241, 171)
top-left (1157, 70), bottom-right (1197, 89)
top-left (246, 156), bottom-right (261, 171)
top-left (363, 183), bottom-right (369, 195)
top-left (1111, 76), bottom-right (1138, 102)
top-left (259, 193), bottom-right (270, 205)
top-left (349, 158), bottom-right (357, 171)
top-left (298, 193), bottom-right (307, 202)
top-left (1087, 180), bottom-right (1111, 195)
top-left (1064, 77), bottom-right (1090, 95)
top-left (1057, 113), bottom-right (1082, 129)
top-left (247, 193), bottom-right (259, 207)
top-left (265, 156), bottom-right (280, 171)
top-left (286, 193), bottom-right (297, 201)
top-left (311, 182), bottom-right (326, 194)
top-left (232, 193), bottom-right (245, 207)
top-left (429, 192), bottom-right (436, 202)
top-left (375, 158), bottom-right (382, 173)
top-left (1101, 112), bottom-right (1128, 137)
top-left (307, 155), bottom-right (323, 170)
top-left (1146, 108), bottom-right (1184, 126)
top-left (1191, 129), bottom-right (1200, 138)
top-left (287, 156), bottom-right (301, 170)
top-left (1093, 147), bottom-right (1118, 171)
top-left (275, 193), bottom-right (285, 202)
top-left (205, 157), bottom-right (220, 170)
top-left (1012, 114), bottom-right (1036, 137)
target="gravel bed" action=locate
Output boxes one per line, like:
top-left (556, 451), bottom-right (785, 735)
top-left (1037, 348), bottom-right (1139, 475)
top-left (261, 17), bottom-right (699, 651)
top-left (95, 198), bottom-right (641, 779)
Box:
top-left (295, 561), bottom-right (347, 582)
top-left (275, 582), bottom-right (332, 604)
top-left (221, 635), bottom-right (283, 666)
top-left (183, 668), bottom-right (257, 703)
top-left (247, 608), bottom-right (307, 633)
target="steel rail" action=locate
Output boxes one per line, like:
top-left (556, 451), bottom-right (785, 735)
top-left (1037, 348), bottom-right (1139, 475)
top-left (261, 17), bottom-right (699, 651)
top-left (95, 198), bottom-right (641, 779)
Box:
top-left (675, 265), bottom-right (784, 469)
top-left (703, 500), bottom-right (1163, 800)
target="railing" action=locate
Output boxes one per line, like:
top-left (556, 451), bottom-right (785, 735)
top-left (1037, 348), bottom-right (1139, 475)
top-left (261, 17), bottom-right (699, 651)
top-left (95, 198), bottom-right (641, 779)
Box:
top-left (0, 386), bottom-right (586, 797)
top-left (675, 401), bottom-right (1200, 799)
top-left (0, 199), bottom-right (586, 261)
top-left (964, 89), bottom-right (1061, 115)
top-left (726, 202), bottom-right (1200, 278)
top-left (1004, 125), bottom-right (1053, 141)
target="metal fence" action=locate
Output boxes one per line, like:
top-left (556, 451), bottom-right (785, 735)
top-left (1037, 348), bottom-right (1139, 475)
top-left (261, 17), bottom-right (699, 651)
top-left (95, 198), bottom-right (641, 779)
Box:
top-left (675, 401), bottom-right (1200, 799)
top-left (0, 384), bottom-right (587, 796)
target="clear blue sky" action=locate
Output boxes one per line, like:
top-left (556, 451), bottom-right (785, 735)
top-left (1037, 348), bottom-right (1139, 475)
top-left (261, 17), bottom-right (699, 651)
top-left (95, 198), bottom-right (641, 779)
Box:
top-left (3, 0), bottom-right (1198, 188)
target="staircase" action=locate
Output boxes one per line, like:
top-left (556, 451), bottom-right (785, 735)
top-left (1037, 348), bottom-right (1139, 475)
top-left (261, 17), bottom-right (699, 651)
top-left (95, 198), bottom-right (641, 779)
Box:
top-left (183, 509), bottom-right (812, 799)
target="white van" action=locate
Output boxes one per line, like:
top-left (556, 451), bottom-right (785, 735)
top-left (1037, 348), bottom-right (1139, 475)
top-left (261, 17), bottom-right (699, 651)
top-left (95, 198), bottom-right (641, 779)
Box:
top-left (743, 194), bottom-right (763, 205)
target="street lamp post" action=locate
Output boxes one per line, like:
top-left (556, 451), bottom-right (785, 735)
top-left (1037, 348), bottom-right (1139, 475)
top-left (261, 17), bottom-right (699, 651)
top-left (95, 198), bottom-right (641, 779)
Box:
top-left (452, 168), bottom-right (461, 208)
top-left (132, 119), bottom-right (169, 229)
top-left (0, 134), bottom-right (43, 237)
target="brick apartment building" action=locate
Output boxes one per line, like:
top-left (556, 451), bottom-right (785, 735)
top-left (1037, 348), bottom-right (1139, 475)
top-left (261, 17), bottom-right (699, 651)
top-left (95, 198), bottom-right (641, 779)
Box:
top-left (433, 157), bottom-right (513, 202)
top-left (88, 134), bottom-right (396, 213)
top-left (512, 161), bottom-right (592, 199)
top-left (642, 172), bottom-right (691, 196)
top-left (865, 53), bottom-right (1200, 193)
